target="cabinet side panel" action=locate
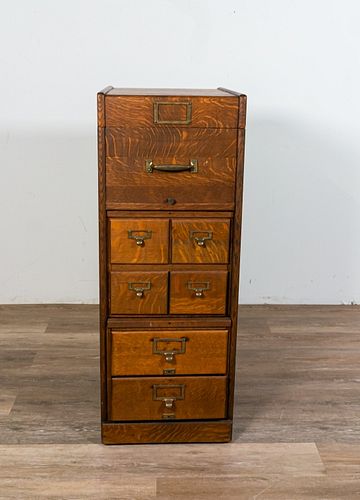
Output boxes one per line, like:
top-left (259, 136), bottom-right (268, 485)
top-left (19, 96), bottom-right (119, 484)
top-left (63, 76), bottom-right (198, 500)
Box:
top-left (227, 100), bottom-right (246, 424)
top-left (98, 91), bottom-right (108, 420)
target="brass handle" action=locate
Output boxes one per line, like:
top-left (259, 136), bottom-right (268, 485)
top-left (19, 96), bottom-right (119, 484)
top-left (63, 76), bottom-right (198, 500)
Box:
top-left (145, 159), bottom-right (198, 173)
top-left (152, 383), bottom-right (185, 419)
top-left (186, 281), bottom-right (210, 298)
top-left (152, 337), bottom-right (188, 362)
top-left (127, 229), bottom-right (152, 247)
top-left (128, 282), bottom-right (151, 298)
top-left (190, 230), bottom-right (213, 247)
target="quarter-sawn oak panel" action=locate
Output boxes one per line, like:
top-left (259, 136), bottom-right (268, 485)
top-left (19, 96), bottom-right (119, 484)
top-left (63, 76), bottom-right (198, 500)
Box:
top-left (105, 96), bottom-right (239, 128)
top-left (110, 376), bottom-right (227, 421)
top-left (110, 329), bottom-right (228, 376)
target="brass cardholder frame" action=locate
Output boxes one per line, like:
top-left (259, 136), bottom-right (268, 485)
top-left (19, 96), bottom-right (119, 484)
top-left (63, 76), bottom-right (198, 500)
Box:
top-left (153, 101), bottom-right (192, 125)
top-left (152, 337), bottom-right (188, 362)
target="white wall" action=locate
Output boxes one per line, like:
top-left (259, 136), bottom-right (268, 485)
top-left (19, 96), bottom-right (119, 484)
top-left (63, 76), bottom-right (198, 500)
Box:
top-left (0, 0), bottom-right (359, 304)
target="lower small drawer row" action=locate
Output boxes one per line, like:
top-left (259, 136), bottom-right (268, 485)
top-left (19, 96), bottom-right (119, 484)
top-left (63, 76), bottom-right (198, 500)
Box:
top-left (110, 270), bottom-right (228, 315)
top-left (109, 376), bottom-right (227, 421)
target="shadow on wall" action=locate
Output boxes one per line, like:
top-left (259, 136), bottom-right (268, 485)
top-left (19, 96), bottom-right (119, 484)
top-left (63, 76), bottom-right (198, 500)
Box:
top-left (240, 114), bottom-right (360, 304)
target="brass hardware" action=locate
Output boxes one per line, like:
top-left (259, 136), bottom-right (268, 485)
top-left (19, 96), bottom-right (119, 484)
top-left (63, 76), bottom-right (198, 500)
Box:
top-left (127, 229), bottom-right (152, 247)
top-left (165, 197), bottom-right (176, 205)
top-left (152, 384), bottom-right (185, 405)
top-left (145, 159), bottom-right (198, 173)
top-left (162, 413), bottom-right (176, 419)
top-left (186, 281), bottom-right (210, 297)
top-left (128, 281), bottom-right (151, 298)
top-left (163, 368), bottom-right (176, 375)
top-left (190, 230), bottom-right (213, 247)
top-left (152, 337), bottom-right (188, 362)
top-left (153, 101), bottom-right (192, 125)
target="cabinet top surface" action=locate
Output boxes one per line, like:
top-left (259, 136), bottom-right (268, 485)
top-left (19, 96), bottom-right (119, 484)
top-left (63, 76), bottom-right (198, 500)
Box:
top-left (103, 87), bottom-right (243, 97)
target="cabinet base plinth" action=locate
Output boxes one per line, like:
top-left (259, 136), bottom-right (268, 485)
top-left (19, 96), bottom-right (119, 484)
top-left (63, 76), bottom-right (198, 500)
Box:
top-left (102, 420), bottom-right (232, 444)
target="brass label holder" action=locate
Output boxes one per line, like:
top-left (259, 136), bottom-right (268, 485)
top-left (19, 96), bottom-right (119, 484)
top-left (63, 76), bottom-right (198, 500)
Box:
top-left (152, 337), bottom-right (188, 362)
top-left (190, 230), bottom-right (213, 247)
top-left (186, 281), bottom-right (210, 297)
top-left (128, 281), bottom-right (151, 298)
top-left (153, 101), bottom-right (192, 125)
top-left (127, 229), bottom-right (152, 247)
top-left (152, 383), bottom-right (185, 419)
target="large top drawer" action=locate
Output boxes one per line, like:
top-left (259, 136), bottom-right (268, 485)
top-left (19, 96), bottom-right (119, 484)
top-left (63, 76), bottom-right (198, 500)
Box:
top-left (104, 95), bottom-right (239, 128)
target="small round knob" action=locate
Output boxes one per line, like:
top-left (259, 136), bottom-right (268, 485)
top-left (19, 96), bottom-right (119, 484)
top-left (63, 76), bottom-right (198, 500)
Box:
top-left (136, 239), bottom-right (144, 246)
top-left (165, 197), bottom-right (176, 205)
top-left (197, 240), bottom-right (205, 247)
top-left (136, 291), bottom-right (144, 298)
top-left (195, 291), bottom-right (203, 297)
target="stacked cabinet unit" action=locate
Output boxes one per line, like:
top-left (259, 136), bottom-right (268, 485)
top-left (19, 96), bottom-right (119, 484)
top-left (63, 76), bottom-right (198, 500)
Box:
top-left (97, 87), bottom-right (246, 444)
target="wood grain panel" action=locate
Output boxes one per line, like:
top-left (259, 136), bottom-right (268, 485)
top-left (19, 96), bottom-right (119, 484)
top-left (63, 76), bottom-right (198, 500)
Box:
top-left (171, 218), bottom-right (230, 264)
top-left (97, 92), bottom-right (108, 421)
top-left (105, 127), bottom-right (237, 158)
top-left (227, 125), bottom-right (246, 419)
top-left (109, 376), bottom-right (227, 421)
top-left (107, 317), bottom-right (231, 329)
top-left (105, 96), bottom-right (239, 128)
top-left (110, 271), bottom-right (167, 315)
top-left (106, 157), bottom-right (236, 210)
top-left (107, 210), bottom-right (233, 218)
top-left (102, 421), bottom-right (232, 444)
top-left (110, 329), bottom-right (228, 376)
top-left (170, 271), bottom-right (228, 315)
top-left (109, 218), bottom-right (169, 264)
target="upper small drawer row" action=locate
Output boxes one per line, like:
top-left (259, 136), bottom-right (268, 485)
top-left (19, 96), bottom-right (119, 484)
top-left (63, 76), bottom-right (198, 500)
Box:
top-left (110, 218), bottom-right (230, 264)
top-left (104, 95), bottom-right (242, 129)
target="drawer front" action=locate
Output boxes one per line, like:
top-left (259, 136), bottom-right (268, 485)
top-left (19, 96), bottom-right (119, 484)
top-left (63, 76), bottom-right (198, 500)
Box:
top-left (171, 219), bottom-right (230, 264)
top-left (170, 271), bottom-right (228, 315)
top-left (109, 218), bottom-right (169, 264)
top-left (105, 95), bottom-right (239, 128)
top-left (105, 128), bottom-right (237, 158)
top-left (110, 329), bottom-right (228, 376)
top-left (106, 157), bottom-right (236, 210)
top-left (109, 376), bottom-right (227, 421)
top-left (110, 271), bottom-right (167, 315)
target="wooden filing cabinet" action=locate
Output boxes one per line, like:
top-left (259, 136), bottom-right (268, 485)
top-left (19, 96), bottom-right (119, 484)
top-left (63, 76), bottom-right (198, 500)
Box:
top-left (97, 87), bottom-right (246, 444)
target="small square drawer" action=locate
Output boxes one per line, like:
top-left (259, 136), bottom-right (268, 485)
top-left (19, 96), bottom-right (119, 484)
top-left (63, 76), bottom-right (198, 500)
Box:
top-left (109, 218), bottom-right (169, 264)
top-left (170, 271), bottom-right (228, 315)
top-left (109, 376), bottom-right (227, 421)
top-left (110, 271), bottom-right (167, 315)
top-left (171, 219), bottom-right (230, 263)
top-left (110, 329), bottom-right (228, 376)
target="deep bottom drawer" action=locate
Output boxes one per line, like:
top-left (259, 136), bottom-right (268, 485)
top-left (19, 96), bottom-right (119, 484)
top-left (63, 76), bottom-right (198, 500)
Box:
top-left (110, 329), bottom-right (228, 376)
top-left (109, 376), bottom-right (227, 421)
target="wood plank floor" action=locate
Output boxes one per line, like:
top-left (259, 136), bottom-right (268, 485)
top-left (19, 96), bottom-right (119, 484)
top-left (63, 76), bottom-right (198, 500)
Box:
top-left (0, 305), bottom-right (359, 499)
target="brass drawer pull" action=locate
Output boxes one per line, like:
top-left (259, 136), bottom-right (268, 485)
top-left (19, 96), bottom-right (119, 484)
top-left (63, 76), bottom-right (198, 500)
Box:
top-left (128, 281), bottom-right (151, 298)
top-left (186, 281), bottom-right (210, 298)
top-left (153, 101), bottom-right (192, 125)
top-left (190, 230), bottom-right (213, 247)
top-left (152, 383), bottom-right (185, 419)
top-left (152, 337), bottom-right (188, 362)
top-left (127, 229), bottom-right (152, 247)
top-left (145, 159), bottom-right (198, 173)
